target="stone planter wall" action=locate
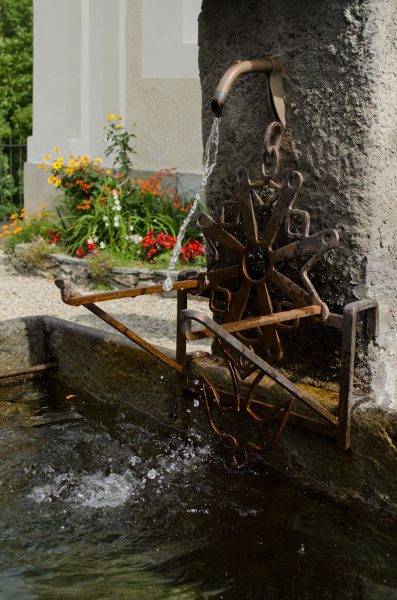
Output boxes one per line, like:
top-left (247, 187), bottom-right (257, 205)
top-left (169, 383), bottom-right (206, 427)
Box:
top-left (10, 243), bottom-right (183, 292)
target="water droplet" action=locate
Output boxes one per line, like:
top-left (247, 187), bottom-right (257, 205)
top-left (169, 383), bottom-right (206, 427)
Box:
top-left (147, 469), bottom-right (157, 480)
top-left (298, 543), bottom-right (305, 555)
top-left (129, 456), bottom-right (141, 466)
top-left (193, 399), bottom-right (200, 408)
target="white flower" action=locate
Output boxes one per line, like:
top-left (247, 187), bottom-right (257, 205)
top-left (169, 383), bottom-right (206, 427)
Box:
top-left (112, 190), bottom-right (119, 201)
top-left (99, 241), bottom-right (106, 249)
top-left (103, 215), bottom-right (108, 223)
top-left (129, 225), bottom-right (134, 232)
top-left (87, 237), bottom-right (94, 245)
top-left (131, 234), bottom-right (143, 245)
top-left (93, 236), bottom-right (98, 242)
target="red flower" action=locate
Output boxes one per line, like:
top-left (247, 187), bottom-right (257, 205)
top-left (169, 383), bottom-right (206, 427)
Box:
top-left (77, 247), bottom-right (84, 257)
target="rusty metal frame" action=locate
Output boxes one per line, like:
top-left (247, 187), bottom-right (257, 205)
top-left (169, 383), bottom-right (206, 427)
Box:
top-left (53, 107), bottom-right (379, 464)
top-left (0, 362), bottom-right (58, 382)
top-left (54, 275), bottom-right (378, 464)
top-left (55, 278), bottom-right (199, 375)
top-left (179, 299), bottom-right (378, 462)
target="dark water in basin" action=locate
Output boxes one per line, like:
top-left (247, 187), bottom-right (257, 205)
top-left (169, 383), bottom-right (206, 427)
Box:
top-left (0, 379), bottom-right (396, 600)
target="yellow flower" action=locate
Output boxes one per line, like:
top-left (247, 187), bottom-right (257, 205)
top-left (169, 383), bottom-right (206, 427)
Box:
top-left (48, 176), bottom-right (56, 184)
top-left (114, 114), bottom-right (122, 120)
top-left (38, 163), bottom-right (45, 170)
top-left (43, 154), bottom-right (51, 161)
top-left (68, 159), bottom-right (76, 166)
top-left (114, 124), bottom-right (122, 129)
top-left (52, 161), bottom-right (62, 170)
top-left (106, 169), bottom-right (111, 175)
top-left (13, 227), bottom-right (22, 234)
top-left (54, 179), bottom-right (62, 187)
top-left (57, 156), bottom-right (64, 163)
top-left (66, 167), bottom-right (74, 174)
top-left (40, 203), bottom-right (47, 209)
top-left (9, 213), bottom-right (18, 220)
top-left (95, 157), bottom-right (103, 163)
top-left (106, 113), bottom-right (116, 121)
top-left (53, 147), bottom-right (60, 152)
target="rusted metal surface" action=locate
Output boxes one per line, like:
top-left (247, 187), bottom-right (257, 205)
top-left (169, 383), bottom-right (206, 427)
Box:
top-left (177, 119), bottom-right (378, 464)
top-left (338, 299), bottom-right (379, 450)
top-left (196, 121), bottom-right (339, 363)
top-left (85, 303), bottom-right (184, 374)
top-left (55, 278), bottom-right (198, 306)
top-left (185, 305), bottom-right (321, 341)
top-left (181, 303), bottom-right (378, 464)
top-left (0, 362), bottom-right (58, 381)
top-left (182, 309), bottom-right (338, 425)
top-left (55, 278), bottom-right (192, 374)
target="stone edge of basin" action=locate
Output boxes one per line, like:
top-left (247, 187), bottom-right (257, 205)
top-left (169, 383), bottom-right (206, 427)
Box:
top-left (0, 315), bottom-right (396, 516)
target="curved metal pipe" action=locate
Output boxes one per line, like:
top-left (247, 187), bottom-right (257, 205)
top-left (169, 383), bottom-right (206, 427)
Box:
top-left (211, 57), bottom-right (285, 126)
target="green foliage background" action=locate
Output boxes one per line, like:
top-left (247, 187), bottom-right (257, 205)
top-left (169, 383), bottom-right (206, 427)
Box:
top-left (0, 0), bottom-right (33, 140)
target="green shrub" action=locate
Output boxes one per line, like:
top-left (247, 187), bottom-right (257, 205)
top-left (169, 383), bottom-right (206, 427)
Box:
top-left (85, 251), bottom-right (115, 280)
top-left (18, 237), bottom-right (56, 268)
top-left (0, 202), bottom-right (19, 221)
top-left (1, 205), bottom-right (60, 255)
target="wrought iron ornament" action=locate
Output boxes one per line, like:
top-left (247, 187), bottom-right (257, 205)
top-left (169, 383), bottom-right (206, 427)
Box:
top-left (55, 120), bottom-right (378, 466)
top-left (197, 121), bottom-right (339, 362)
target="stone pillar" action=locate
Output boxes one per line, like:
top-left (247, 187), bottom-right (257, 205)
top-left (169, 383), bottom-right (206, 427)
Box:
top-left (199, 0), bottom-right (397, 408)
top-left (25, 0), bottom-right (126, 210)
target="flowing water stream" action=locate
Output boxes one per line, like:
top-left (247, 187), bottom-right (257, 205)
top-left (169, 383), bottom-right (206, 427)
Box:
top-left (0, 378), bottom-right (396, 599)
top-left (163, 117), bottom-right (220, 291)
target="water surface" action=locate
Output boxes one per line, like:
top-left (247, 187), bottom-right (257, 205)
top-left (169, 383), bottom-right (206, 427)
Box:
top-left (0, 379), bottom-right (396, 599)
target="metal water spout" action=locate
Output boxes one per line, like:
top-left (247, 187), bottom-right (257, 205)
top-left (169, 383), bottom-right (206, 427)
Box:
top-left (211, 57), bottom-right (286, 126)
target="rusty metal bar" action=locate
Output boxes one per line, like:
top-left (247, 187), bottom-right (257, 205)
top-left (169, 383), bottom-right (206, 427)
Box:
top-left (55, 278), bottom-right (198, 306)
top-left (0, 362), bottom-right (58, 380)
top-left (175, 289), bottom-right (189, 425)
top-left (185, 305), bottom-right (321, 341)
top-left (182, 309), bottom-right (338, 427)
top-left (338, 299), bottom-right (379, 450)
top-left (85, 303), bottom-right (184, 374)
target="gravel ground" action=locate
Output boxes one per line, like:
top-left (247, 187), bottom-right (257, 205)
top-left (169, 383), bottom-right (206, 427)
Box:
top-left (0, 251), bottom-right (211, 353)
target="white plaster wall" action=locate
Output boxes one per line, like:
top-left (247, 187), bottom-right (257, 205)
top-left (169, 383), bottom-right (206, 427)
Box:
top-left (25, 0), bottom-right (203, 211)
top-left (127, 0), bottom-right (203, 178)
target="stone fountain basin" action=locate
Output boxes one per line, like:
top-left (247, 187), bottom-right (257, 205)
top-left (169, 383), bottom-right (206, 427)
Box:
top-left (1, 315), bottom-right (396, 516)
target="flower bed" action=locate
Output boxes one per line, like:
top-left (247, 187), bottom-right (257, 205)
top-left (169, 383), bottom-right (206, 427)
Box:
top-left (1, 114), bottom-right (207, 278)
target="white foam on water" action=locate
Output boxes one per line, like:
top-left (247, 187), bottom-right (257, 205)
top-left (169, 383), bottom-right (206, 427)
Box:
top-left (163, 117), bottom-right (220, 291)
top-left (29, 471), bottom-right (142, 509)
top-left (28, 439), bottom-right (213, 509)
top-left (70, 472), bottom-right (141, 508)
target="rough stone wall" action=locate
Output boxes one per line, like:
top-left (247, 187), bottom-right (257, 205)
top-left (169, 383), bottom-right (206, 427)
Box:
top-left (199, 0), bottom-right (397, 408)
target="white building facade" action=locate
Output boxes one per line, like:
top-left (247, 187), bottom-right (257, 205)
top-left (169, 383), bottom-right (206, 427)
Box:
top-left (25, 0), bottom-right (203, 210)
